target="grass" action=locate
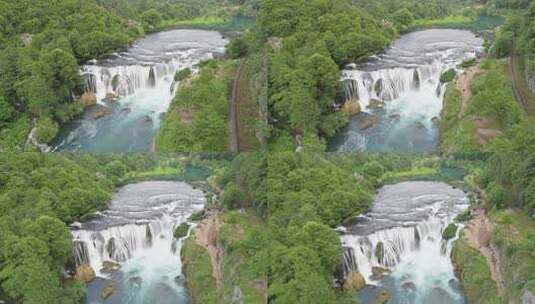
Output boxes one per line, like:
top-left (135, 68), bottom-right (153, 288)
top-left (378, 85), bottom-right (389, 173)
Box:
top-left (490, 210), bottom-right (535, 300)
top-left (451, 233), bottom-right (502, 304)
top-left (382, 166), bottom-right (438, 182)
top-left (159, 15), bottom-right (254, 33)
top-left (219, 210), bottom-right (266, 304)
top-left (407, 14), bottom-right (504, 32)
top-left (181, 238), bottom-right (218, 304)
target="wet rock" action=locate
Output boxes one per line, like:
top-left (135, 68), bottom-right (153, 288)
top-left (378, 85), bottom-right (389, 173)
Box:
top-left (101, 282), bottom-right (117, 300)
top-left (342, 99), bottom-right (361, 116)
top-left (146, 225), bottom-right (153, 247)
top-left (375, 242), bottom-right (384, 264)
top-left (92, 105), bottom-right (110, 120)
top-left (431, 116), bottom-right (440, 124)
top-left (371, 267), bottom-right (390, 280)
top-left (415, 121), bottom-right (427, 130)
top-left (159, 112), bottom-right (166, 121)
top-left (374, 79), bottom-right (384, 96)
top-left (389, 113), bottom-right (401, 120)
top-left (368, 99), bottom-right (385, 110)
top-left (212, 52), bottom-right (225, 60)
top-left (79, 92), bottom-right (97, 107)
top-left (129, 276), bottom-right (142, 287)
top-left (448, 278), bottom-right (461, 292)
top-left (343, 271), bottom-right (366, 291)
top-left (105, 92), bottom-right (119, 103)
top-left (413, 69), bottom-right (421, 89)
top-left (120, 107), bottom-right (132, 116)
top-left (360, 115), bottom-right (378, 130)
top-left (401, 281), bottom-right (416, 292)
top-left (345, 63), bottom-right (357, 70)
top-left (106, 238), bottom-right (116, 259)
top-left (70, 222), bottom-right (82, 230)
top-left (74, 264), bottom-right (95, 283)
top-left (148, 67), bottom-right (156, 87)
top-left (374, 290), bottom-right (391, 304)
top-left (101, 261), bottom-right (121, 274)
top-left (136, 115), bottom-right (154, 128)
top-left (414, 227), bottom-right (421, 248)
top-left (174, 275), bottom-right (185, 286)
top-left (111, 75), bottom-right (120, 91)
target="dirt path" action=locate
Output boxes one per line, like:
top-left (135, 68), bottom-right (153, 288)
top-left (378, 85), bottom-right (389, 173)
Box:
top-left (463, 208), bottom-right (506, 292)
top-left (229, 61), bottom-right (243, 153)
top-left (456, 65), bottom-right (481, 119)
top-left (192, 212), bottom-right (223, 287)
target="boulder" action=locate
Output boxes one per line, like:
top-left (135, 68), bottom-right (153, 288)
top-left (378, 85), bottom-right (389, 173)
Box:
top-left (401, 281), bottom-right (416, 292)
top-left (342, 99), bottom-right (361, 116)
top-left (92, 107), bottom-right (110, 120)
top-left (105, 93), bottom-right (119, 103)
top-left (128, 276), bottom-right (143, 287)
top-left (414, 121), bottom-right (427, 130)
top-left (74, 264), bottom-right (95, 283)
top-left (101, 282), bottom-right (117, 300)
top-left (368, 99), bottom-right (385, 110)
top-left (174, 275), bottom-right (185, 286)
top-left (371, 267), bottom-right (390, 281)
top-left (389, 113), bottom-right (401, 120)
top-left (343, 271), bottom-right (366, 291)
top-left (360, 115), bottom-right (378, 130)
top-left (374, 290), bottom-right (391, 304)
top-left (431, 116), bottom-right (440, 124)
top-left (101, 261), bottom-right (121, 274)
top-left (79, 92), bottom-right (97, 107)
top-left (374, 79), bottom-right (384, 96)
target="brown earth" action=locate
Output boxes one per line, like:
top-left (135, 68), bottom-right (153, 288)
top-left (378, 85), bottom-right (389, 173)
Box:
top-left (191, 212), bottom-right (223, 287)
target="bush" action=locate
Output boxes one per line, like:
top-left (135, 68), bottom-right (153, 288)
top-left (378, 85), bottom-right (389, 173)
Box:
top-left (174, 222), bottom-right (190, 239)
top-left (222, 182), bottom-right (245, 209)
top-left (35, 117), bottom-right (59, 143)
top-left (174, 68), bottom-right (192, 82)
top-left (440, 69), bottom-right (456, 83)
top-left (486, 182), bottom-right (510, 209)
top-left (443, 223), bottom-right (458, 240)
top-left (493, 30), bottom-right (513, 58)
top-left (227, 37), bottom-right (248, 59)
top-left (459, 58), bottom-right (476, 69)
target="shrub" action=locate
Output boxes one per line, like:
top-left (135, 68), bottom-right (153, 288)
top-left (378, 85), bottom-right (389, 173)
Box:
top-left (486, 182), bottom-right (510, 209)
top-left (174, 68), bottom-right (192, 82)
top-left (174, 222), bottom-right (190, 239)
top-left (443, 223), bottom-right (458, 240)
top-left (222, 182), bottom-right (245, 210)
top-left (440, 69), bottom-right (456, 83)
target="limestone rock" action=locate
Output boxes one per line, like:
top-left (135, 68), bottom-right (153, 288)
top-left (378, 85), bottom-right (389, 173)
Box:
top-left (374, 290), bottom-right (391, 304)
top-left (368, 99), bottom-right (385, 110)
top-left (74, 264), bottom-right (95, 283)
top-left (360, 115), bottom-right (378, 130)
top-left (371, 267), bottom-right (390, 281)
top-left (343, 271), bottom-right (366, 291)
top-left (101, 261), bottom-right (121, 274)
top-left (342, 99), bottom-right (361, 116)
top-left (101, 282), bottom-right (117, 300)
top-left (79, 92), bottom-right (97, 107)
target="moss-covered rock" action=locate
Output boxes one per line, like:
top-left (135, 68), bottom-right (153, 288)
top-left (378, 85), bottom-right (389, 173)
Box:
top-left (174, 222), bottom-right (190, 239)
top-left (442, 223), bottom-right (458, 240)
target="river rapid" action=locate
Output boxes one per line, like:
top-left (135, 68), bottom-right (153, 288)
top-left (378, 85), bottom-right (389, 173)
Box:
top-left (53, 29), bottom-right (227, 152)
top-left (328, 29), bottom-right (483, 152)
top-left (71, 181), bottom-right (205, 304)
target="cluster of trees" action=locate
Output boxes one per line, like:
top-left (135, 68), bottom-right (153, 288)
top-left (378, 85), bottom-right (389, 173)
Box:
top-left (0, 0), bottom-right (143, 150)
top-left (157, 60), bottom-right (235, 152)
top-left (265, 152), bottom-right (423, 303)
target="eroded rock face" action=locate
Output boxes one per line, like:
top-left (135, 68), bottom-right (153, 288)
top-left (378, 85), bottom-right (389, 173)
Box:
top-left (101, 282), bottom-right (117, 300)
top-left (343, 271), bottom-right (366, 291)
top-left (74, 264), bottom-right (95, 283)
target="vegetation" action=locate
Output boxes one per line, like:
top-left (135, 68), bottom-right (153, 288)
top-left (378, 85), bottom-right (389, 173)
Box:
top-left (181, 238), bottom-right (219, 303)
top-left (440, 69), bottom-right (456, 83)
top-left (174, 222), bottom-right (191, 239)
top-left (156, 60), bottom-right (235, 152)
top-left (442, 223), bottom-right (458, 240)
top-left (451, 234), bottom-right (502, 304)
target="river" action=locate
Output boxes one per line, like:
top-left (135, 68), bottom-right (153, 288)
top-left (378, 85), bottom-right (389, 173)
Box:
top-left (339, 181), bottom-right (470, 303)
top-left (71, 181), bottom-right (205, 303)
top-left (328, 29), bottom-right (483, 152)
top-left (52, 29), bottom-right (227, 152)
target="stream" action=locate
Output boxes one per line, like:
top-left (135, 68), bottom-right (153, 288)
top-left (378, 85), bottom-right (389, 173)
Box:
top-left (71, 181), bottom-right (205, 304)
top-left (339, 181), bottom-right (470, 303)
top-left (328, 29), bottom-right (483, 152)
top-left (53, 29), bottom-right (227, 152)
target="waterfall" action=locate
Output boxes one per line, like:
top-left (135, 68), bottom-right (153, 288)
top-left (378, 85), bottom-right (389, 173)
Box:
top-left (339, 182), bottom-right (469, 302)
top-left (71, 181), bottom-right (205, 278)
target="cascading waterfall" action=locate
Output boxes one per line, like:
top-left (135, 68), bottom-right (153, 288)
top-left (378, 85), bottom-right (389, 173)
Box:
top-left (329, 29), bottom-right (484, 153)
top-left (71, 181), bottom-right (205, 304)
top-left (53, 29), bottom-right (227, 152)
top-left (339, 181), bottom-right (469, 303)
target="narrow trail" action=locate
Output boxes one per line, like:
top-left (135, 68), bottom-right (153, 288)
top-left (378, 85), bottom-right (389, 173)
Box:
top-left (508, 46), bottom-right (535, 116)
top-left (192, 212), bottom-right (223, 287)
top-left (463, 208), bottom-right (506, 292)
top-left (456, 64), bottom-right (481, 119)
top-left (229, 60), bottom-right (243, 153)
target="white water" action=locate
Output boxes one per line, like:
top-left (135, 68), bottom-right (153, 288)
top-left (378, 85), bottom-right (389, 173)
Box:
top-left (71, 181), bottom-right (205, 303)
top-left (331, 29), bottom-right (484, 152)
top-left (340, 182), bottom-right (469, 302)
top-left (55, 30), bottom-right (227, 152)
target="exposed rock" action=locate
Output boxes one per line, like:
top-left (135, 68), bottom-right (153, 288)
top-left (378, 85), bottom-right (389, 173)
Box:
top-left (412, 69), bottom-right (421, 89)
top-left (414, 227), bottom-right (421, 248)
top-left (111, 75), bottom-right (120, 91)
top-left (79, 92), bottom-right (97, 107)
top-left (105, 92), bottom-right (119, 103)
top-left (70, 222), bottom-right (82, 230)
top-left (375, 242), bottom-right (384, 264)
top-left (343, 271), bottom-right (366, 291)
top-left (148, 67), bottom-right (156, 87)
top-left (360, 115), bottom-right (378, 130)
top-left (389, 113), bottom-right (401, 120)
top-left (342, 99), bottom-right (361, 116)
top-left (101, 261), bottom-right (121, 274)
top-left (212, 52), bottom-right (225, 60)
top-left (374, 290), bottom-right (391, 304)
top-left (345, 63), bottom-right (357, 70)
top-left (231, 286), bottom-right (244, 304)
top-left (371, 267), bottom-right (390, 281)
top-left (106, 238), bottom-right (116, 259)
top-left (401, 281), bottom-right (416, 292)
top-left (431, 116), bottom-right (440, 124)
top-left (146, 225), bottom-right (153, 247)
top-left (92, 106), bottom-right (110, 120)
top-left (74, 264), bottom-right (95, 283)
top-left (522, 289), bottom-right (535, 304)
top-left (368, 99), bottom-right (385, 110)
top-left (101, 282), bottom-right (117, 300)
top-left (20, 33), bottom-right (33, 46)
top-left (448, 278), bottom-right (461, 292)
top-left (374, 79), bottom-right (384, 96)
top-left (414, 121), bottom-right (427, 130)
top-left (174, 275), bottom-right (185, 286)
